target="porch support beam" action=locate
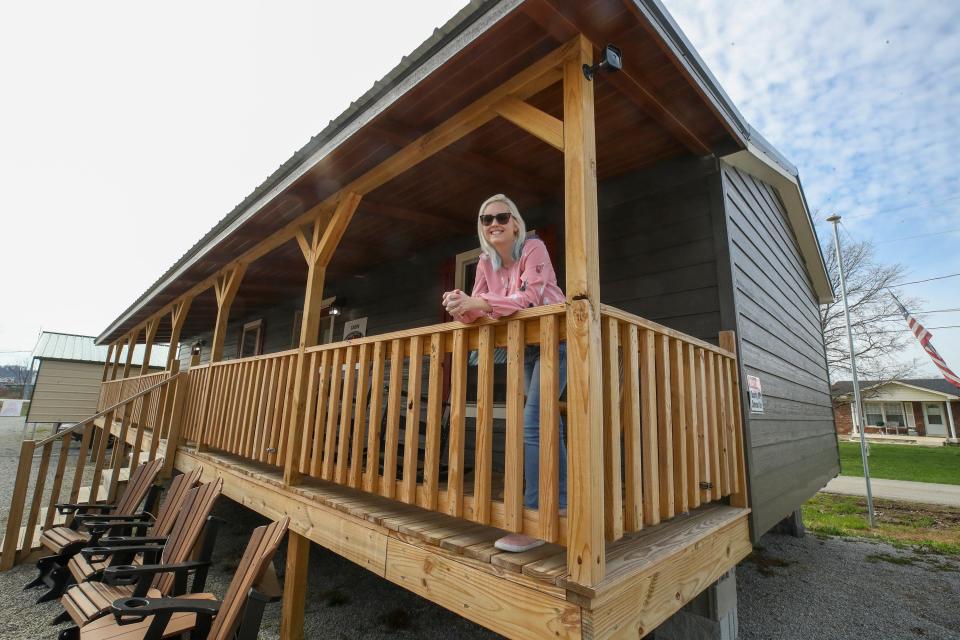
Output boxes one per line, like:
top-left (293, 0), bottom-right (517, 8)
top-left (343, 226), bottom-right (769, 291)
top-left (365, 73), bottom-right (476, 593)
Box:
top-left (110, 337), bottom-right (124, 380)
top-left (210, 263), bottom-right (247, 363)
top-left (947, 400), bottom-right (957, 441)
top-left (121, 330), bottom-right (138, 379)
top-left (101, 343), bottom-right (115, 382)
top-left (139, 317), bottom-right (160, 375)
top-left (563, 34), bottom-right (605, 588)
top-left (494, 96), bottom-right (564, 151)
top-left (166, 297), bottom-right (193, 371)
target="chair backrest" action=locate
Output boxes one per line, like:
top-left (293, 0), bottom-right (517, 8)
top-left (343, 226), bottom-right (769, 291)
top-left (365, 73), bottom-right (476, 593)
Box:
top-left (148, 468), bottom-right (203, 537)
top-left (153, 478), bottom-right (224, 594)
top-left (210, 516), bottom-right (290, 640)
top-left (115, 458), bottom-right (164, 515)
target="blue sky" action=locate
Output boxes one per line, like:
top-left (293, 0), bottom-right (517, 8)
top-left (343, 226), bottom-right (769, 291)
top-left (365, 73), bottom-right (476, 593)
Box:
top-left (668, 0), bottom-right (960, 378)
top-left (1, 1), bottom-right (957, 380)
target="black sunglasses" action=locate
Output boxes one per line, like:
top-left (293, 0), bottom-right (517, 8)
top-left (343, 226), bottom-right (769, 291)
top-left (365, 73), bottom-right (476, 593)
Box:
top-left (479, 212), bottom-right (512, 226)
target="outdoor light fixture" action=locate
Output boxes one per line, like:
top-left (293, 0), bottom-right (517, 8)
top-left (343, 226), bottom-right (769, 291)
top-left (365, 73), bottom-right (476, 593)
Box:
top-left (582, 44), bottom-right (623, 80)
top-left (328, 307), bottom-right (341, 317)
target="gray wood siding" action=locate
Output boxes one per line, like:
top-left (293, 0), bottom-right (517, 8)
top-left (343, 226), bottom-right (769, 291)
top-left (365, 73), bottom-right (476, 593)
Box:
top-left (721, 164), bottom-right (839, 537)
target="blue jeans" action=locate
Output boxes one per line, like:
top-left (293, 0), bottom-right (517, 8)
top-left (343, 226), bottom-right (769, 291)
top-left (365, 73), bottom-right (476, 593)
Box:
top-left (523, 343), bottom-right (567, 510)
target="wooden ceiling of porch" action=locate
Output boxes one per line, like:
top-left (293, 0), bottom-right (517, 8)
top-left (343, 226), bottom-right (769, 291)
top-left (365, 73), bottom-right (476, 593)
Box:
top-left (106, 0), bottom-right (740, 343)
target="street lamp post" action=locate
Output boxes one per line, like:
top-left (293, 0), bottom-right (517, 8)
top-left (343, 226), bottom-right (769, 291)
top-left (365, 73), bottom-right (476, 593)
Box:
top-left (826, 214), bottom-right (875, 527)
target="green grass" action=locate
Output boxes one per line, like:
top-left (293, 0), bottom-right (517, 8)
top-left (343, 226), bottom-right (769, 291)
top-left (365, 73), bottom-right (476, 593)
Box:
top-left (803, 493), bottom-right (960, 556)
top-left (839, 441), bottom-right (960, 485)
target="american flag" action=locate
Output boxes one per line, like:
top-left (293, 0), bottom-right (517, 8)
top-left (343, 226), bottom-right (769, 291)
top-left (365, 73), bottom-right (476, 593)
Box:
top-left (892, 294), bottom-right (960, 389)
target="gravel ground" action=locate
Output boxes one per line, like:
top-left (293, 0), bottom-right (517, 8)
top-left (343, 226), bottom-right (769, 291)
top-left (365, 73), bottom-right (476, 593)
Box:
top-left (2, 418), bottom-right (958, 639)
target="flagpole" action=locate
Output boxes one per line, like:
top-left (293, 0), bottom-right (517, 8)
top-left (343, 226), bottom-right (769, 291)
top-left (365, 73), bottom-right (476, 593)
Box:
top-left (826, 214), bottom-right (876, 527)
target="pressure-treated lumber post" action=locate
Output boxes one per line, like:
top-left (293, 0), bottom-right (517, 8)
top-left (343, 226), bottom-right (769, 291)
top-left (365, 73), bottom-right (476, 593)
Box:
top-left (166, 297), bottom-right (193, 371)
top-left (159, 364), bottom-right (189, 479)
top-left (210, 264), bottom-right (247, 363)
top-left (284, 192), bottom-right (362, 487)
top-left (110, 338), bottom-right (124, 380)
top-left (140, 317), bottom-right (160, 374)
top-left (563, 34), bottom-right (605, 587)
top-left (121, 331), bottom-right (138, 380)
top-left (101, 344), bottom-right (115, 382)
top-left (280, 192), bottom-right (361, 640)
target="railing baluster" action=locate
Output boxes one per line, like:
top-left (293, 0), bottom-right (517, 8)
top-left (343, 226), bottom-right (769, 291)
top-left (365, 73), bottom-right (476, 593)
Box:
top-left (363, 342), bottom-right (386, 492)
top-left (538, 315), bottom-right (559, 542)
top-left (619, 323), bottom-right (642, 532)
top-left (349, 343), bottom-right (371, 489)
top-left (655, 334), bottom-right (674, 521)
top-left (705, 351), bottom-right (721, 502)
top-left (336, 346), bottom-right (358, 485)
top-left (401, 336), bottom-right (423, 504)
top-left (716, 352), bottom-right (731, 497)
top-left (298, 353), bottom-right (319, 474)
top-left (670, 338), bottom-right (688, 514)
top-left (696, 348), bottom-right (712, 504)
top-left (684, 343), bottom-right (701, 510)
top-left (309, 351), bottom-right (331, 476)
top-left (45, 434), bottom-right (72, 530)
top-left (275, 356), bottom-right (297, 467)
top-left (473, 327), bottom-right (494, 523)
top-left (421, 334), bottom-right (444, 511)
top-left (380, 340), bottom-right (403, 496)
top-left (70, 423), bottom-right (94, 503)
top-left (503, 320), bottom-right (524, 531)
top-left (322, 348), bottom-right (345, 480)
top-left (639, 329), bottom-right (659, 526)
top-left (446, 329), bottom-right (467, 518)
top-left (22, 441), bottom-right (52, 555)
top-left (601, 317), bottom-right (623, 541)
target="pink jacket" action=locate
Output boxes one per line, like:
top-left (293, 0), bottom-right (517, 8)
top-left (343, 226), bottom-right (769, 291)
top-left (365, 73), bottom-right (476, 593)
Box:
top-left (455, 238), bottom-right (565, 323)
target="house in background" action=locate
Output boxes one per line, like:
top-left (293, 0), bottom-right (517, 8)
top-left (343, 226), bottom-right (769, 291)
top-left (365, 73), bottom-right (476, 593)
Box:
top-left (25, 332), bottom-right (168, 430)
top-left (832, 379), bottom-right (959, 443)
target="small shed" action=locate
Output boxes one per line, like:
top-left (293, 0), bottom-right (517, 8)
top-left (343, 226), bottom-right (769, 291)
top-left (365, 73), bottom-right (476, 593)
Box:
top-left (25, 332), bottom-right (168, 427)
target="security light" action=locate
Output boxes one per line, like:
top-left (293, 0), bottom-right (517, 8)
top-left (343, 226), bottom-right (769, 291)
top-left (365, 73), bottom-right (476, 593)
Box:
top-left (583, 44), bottom-right (623, 81)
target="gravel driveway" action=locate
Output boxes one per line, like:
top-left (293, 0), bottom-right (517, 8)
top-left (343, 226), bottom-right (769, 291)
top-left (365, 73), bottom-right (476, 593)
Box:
top-left (1, 419), bottom-right (958, 639)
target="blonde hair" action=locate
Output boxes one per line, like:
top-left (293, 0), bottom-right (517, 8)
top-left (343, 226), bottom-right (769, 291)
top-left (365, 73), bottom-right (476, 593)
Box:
top-left (477, 194), bottom-right (527, 270)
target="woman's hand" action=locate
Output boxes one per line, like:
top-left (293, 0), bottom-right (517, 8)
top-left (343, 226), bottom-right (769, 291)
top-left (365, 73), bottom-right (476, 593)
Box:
top-left (442, 289), bottom-right (489, 318)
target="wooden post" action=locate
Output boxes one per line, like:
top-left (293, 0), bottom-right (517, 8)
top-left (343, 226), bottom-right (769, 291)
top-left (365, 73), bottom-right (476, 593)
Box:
top-left (110, 337), bottom-right (124, 380)
top-left (140, 318), bottom-right (160, 375)
top-left (167, 297), bottom-right (193, 371)
top-left (280, 531), bottom-right (310, 640)
top-left (720, 331), bottom-right (749, 508)
top-left (0, 439), bottom-right (35, 570)
top-left (280, 193), bottom-right (361, 640)
top-left (284, 193), bottom-right (362, 487)
top-left (121, 330), bottom-right (138, 380)
top-left (160, 365), bottom-right (189, 479)
top-left (211, 264), bottom-right (247, 363)
top-left (101, 343), bottom-right (115, 382)
top-left (563, 34), bottom-right (605, 587)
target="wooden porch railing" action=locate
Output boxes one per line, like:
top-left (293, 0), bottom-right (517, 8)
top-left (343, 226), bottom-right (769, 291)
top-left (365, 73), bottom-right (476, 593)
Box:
top-left (1, 372), bottom-right (189, 570)
top-left (98, 370), bottom-right (170, 413)
top-left (176, 303), bottom-right (747, 550)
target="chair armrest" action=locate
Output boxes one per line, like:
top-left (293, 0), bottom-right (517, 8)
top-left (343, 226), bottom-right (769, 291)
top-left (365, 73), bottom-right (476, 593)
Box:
top-left (104, 561), bottom-right (211, 588)
top-left (82, 544), bottom-right (164, 565)
top-left (75, 512), bottom-right (154, 525)
top-left (84, 519), bottom-right (152, 539)
top-left (99, 535), bottom-right (168, 546)
top-left (57, 502), bottom-right (116, 516)
top-left (111, 595), bottom-right (221, 626)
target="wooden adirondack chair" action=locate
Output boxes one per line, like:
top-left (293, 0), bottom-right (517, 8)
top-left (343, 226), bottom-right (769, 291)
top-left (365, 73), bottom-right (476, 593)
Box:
top-left (57, 478), bottom-right (224, 640)
top-left (29, 458), bottom-right (165, 602)
top-left (66, 468), bottom-right (203, 585)
top-left (78, 517), bottom-right (290, 640)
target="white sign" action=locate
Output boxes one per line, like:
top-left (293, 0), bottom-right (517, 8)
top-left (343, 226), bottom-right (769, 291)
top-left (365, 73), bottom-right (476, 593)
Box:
top-left (747, 375), bottom-right (763, 413)
top-left (0, 399), bottom-right (26, 417)
top-left (342, 317), bottom-right (368, 341)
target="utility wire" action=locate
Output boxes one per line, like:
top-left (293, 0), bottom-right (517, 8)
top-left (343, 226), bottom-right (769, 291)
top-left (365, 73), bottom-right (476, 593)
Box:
top-left (886, 272), bottom-right (960, 288)
top-left (873, 229), bottom-right (960, 245)
top-left (871, 325), bottom-right (960, 334)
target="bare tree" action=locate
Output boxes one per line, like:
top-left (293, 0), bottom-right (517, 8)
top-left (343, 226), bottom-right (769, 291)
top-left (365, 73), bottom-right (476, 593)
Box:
top-left (11, 358), bottom-right (34, 387)
top-left (820, 234), bottom-right (919, 385)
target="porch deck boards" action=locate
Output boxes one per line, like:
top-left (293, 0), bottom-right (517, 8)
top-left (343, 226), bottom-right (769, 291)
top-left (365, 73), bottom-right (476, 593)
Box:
top-left (174, 445), bottom-right (751, 639)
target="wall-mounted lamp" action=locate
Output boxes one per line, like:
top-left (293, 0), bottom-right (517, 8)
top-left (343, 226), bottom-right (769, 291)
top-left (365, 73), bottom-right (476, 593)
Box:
top-left (328, 307), bottom-right (341, 317)
top-left (583, 44), bottom-right (623, 81)
top-left (191, 340), bottom-right (206, 355)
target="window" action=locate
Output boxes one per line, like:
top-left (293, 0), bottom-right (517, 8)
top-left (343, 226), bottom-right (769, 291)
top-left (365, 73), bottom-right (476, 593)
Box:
top-left (291, 301), bottom-right (336, 348)
top-left (925, 403), bottom-right (944, 426)
top-left (238, 320), bottom-right (263, 358)
top-left (864, 402), bottom-right (884, 427)
top-left (455, 247), bottom-right (482, 294)
top-left (882, 402), bottom-right (905, 428)
top-left (863, 402), bottom-right (908, 429)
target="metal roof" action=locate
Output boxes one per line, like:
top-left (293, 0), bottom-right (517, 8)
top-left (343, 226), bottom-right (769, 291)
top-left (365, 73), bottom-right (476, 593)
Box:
top-left (32, 332), bottom-right (169, 368)
top-left (98, 0), bottom-right (830, 342)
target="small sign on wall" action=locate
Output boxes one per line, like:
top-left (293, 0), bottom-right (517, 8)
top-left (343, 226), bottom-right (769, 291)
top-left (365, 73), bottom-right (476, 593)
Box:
top-left (343, 317), bottom-right (368, 341)
top-left (747, 375), bottom-right (764, 413)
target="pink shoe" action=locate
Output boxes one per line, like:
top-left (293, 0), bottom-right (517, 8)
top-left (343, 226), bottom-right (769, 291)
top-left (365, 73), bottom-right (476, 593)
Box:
top-left (494, 533), bottom-right (545, 553)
